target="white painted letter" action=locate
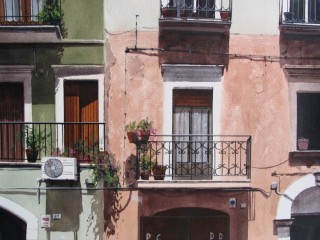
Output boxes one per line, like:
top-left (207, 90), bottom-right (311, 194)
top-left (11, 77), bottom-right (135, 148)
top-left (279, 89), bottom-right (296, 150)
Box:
top-left (156, 234), bottom-right (162, 240)
top-left (219, 233), bottom-right (223, 239)
top-left (210, 232), bottom-right (214, 239)
top-left (146, 233), bottom-right (151, 240)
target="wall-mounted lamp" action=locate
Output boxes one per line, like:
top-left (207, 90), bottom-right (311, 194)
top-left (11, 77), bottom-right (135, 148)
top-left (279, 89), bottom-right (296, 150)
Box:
top-left (313, 171), bottom-right (320, 186)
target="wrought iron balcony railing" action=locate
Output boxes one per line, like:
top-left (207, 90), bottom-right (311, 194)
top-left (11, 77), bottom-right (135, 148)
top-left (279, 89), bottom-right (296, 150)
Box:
top-left (0, 0), bottom-right (61, 26)
top-left (280, 0), bottom-right (320, 24)
top-left (0, 122), bottom-right (105, 163)
top-left (136, 135), bottom-right (251, 180)
top-left (160, 0), bottom-right (232, 21)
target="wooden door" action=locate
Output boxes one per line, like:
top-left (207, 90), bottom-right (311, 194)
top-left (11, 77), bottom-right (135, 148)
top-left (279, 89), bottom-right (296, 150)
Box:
top-left (64, 81), bottom-right (98, 156)
top-left (0, 83), bottom-right (24, 161)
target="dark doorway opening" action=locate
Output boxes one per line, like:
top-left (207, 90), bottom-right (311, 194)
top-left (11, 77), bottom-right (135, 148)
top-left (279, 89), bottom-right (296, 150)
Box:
top-left (0, 208), bottom-right (26, 240)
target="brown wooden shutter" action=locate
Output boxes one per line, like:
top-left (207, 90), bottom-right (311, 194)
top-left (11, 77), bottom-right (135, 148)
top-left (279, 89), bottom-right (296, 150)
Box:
top-left (173, 89), bottom-right (212, 107)
top-left (0, 83), bottom-right (24, 161)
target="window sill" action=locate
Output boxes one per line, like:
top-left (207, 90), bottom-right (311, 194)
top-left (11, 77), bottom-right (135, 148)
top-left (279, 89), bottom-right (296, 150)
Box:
top-left (0, 25), bottom-right (62, 43)
top-left (279, 23), bottom-right (320, 36)
top-left (289, 151), bottom-right (320, 167)
top-left (137, 177), bottom-right (251, 189)
top-left (159, 18), bottom-right (231, 33)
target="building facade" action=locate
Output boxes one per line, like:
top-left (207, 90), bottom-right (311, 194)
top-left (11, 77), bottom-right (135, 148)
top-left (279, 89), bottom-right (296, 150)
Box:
top-left (1, 0), bottom-right (320, 239)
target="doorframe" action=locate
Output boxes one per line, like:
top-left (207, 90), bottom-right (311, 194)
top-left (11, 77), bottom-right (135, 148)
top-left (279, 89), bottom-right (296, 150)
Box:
top-left (0, 196), bottom-right (38, 240)
top-left (0, 65), bottom-right (33, 122)
top-left (53, 65), bottom-right (105, 151)
top-left (275, 174), bottom-right (316, 240)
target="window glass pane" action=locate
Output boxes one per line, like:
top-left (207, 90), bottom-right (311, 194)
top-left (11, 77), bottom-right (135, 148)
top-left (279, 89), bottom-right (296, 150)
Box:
top-left (4, 0), bottom-right (21, 21)
top-left (31, 0), bottom-right (42, 21)
top-left (309, 0), bottom-right (320, 22)
top-left (297, 93), bottom-right (320, 150)
top-left (290, 0), bottom-right (305, 21)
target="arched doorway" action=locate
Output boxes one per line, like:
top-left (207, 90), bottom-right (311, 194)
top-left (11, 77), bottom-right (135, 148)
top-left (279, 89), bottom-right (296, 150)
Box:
top-left (275, 174), bottom-right (320, 240)
top-left (141, 208), bottom-right (229, 240)
top-left (290, 186), bottom-right (320, 240)
top-left (0, 208), bottom-right (26, 240)
top-left (0, 197), bottom-right (38, 240)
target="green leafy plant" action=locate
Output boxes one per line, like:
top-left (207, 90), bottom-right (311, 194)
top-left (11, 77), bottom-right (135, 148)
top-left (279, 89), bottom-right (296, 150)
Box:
top-left (125, 121), bottom-right (137, 132)
top-left (90, 152), bottom-right (120, 189)
top-left (137, 117), bottom-right (153, 132)
top-left (38, 0), bottom-right (62, 25)
top-left (25, 125), bottom-right (47, 151)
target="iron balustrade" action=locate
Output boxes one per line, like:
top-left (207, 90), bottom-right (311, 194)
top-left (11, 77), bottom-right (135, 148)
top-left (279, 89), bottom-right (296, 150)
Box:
top-left (136, 135), bottom-right (251, 180)
top-left (280, 0), bottom-right (320, 24)
top-left (160, 0), bottom-right (232, 20)
top-left (0, 122), bottom-right (106, 162)
top-left (0, 0), bottom-right (61, 25)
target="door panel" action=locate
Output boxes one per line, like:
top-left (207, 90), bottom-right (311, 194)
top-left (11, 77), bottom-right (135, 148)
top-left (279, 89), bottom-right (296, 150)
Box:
top-left (64, 81), bottom-right (98, 156)
top-left (0, 83), bottom-right (24, 161)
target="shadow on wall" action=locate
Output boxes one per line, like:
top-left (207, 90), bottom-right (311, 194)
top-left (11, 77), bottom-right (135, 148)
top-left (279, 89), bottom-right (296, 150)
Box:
top-left (46, 181), bottom-right (82, 232)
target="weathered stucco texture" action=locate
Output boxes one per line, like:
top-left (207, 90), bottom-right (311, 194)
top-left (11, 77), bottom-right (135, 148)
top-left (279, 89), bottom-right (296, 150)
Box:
top-left (106, 31), bottom-right (161, 240)
top-left (225, 34), bottom-right (289, 240)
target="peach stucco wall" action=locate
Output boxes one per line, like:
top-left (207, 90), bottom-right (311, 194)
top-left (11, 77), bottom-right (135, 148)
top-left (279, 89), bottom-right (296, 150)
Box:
top-left (105, 31), bottom-right (312, 240)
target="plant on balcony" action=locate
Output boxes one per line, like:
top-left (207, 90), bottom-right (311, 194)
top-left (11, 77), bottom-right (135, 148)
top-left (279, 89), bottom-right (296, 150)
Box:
top-left (152, 163), bottom-right (167, 180)
top-left (140, 154), bottom-right (153, 180)
top-left (125, 121), bottom-right (137, 143)
top-left (38, 0), bottom-right (62, 25)
top-left (25, 125), bottom-right (47, 162)
top-left (90, 151), bottom-right (120, 189)
top-left (125, 117), bottom-right (155, 144)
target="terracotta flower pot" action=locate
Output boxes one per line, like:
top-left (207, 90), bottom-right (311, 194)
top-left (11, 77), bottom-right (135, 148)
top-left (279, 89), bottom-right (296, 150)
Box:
top-left (297, 138), bottom-right (309, 151)
top-left (152, 165), bottom-right (167, 180)
top-left (26, 149), bottom-right (39, 162)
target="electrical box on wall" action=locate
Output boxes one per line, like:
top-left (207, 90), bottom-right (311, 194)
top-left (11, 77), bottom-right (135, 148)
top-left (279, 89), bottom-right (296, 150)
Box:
top-left (229, 198), bottom-right (236, 208)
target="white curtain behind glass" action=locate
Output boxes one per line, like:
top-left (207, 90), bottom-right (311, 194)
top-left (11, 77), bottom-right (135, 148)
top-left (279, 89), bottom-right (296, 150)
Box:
top-left (173, 107), bottom-right (212, 163)
top-left (191, 108), bottom-right (212, 163)
top-left (31, 0), bottom-right (43, 21)
top-left (173, 107), bottom-right (189, 163)
top-left (4, 0), bottom-right (20, 21)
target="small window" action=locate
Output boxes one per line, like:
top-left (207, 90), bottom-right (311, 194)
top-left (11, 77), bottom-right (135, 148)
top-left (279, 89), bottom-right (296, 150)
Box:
top-left (0, 0), bottom-right (43, 23)
top-left (297, 93), bottom-right (320, 150)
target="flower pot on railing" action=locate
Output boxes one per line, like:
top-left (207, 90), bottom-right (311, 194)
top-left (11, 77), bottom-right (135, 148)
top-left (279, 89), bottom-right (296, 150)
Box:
top-left (152, 165), bottom-right (167, 180)
top-left (140, 170), bottom-right (150, 180)
top-left (297, 138), bottom-right (309, 151)
top-left (220, 11), bottom-right (231, 20)
top-left (161, 7), bottom-right (177, 17)
top-left (26, 149), bottom-right (39, 162)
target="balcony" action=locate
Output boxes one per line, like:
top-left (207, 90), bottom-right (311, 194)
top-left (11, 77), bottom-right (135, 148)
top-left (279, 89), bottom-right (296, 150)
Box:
top-left (135, 135), bottom-right (251, 186)
top-left (279, 0), bottom-right (320, 34)
top-left (0, 122), bottom-right (105, 163)
top-left (160, 0), bottom-right (232, 33)
top-left (0, 0), bottom-right (61, 26)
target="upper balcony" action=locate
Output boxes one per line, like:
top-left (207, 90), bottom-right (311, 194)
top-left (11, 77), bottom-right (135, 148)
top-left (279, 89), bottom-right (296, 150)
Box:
top-left (0, 122), bottom-right (105, 163)
top-left (134, 135), bottom-right (251, 188)
top-left (0, 0), bottom-right (63, 43)
top-left (279, 0), bottom-right (320, 34)
top-left (159, 0), bottom-right (232, 33)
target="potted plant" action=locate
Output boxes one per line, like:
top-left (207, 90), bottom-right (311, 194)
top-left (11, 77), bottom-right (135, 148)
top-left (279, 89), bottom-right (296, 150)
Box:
top-left (152, 163), bottom-right (167, 180)
top-left (125, 117), bottom-right (154, 144)
top-left (90, 152), bottom-right (120, 189)
top-left (140, 154), bottom-right (153, 180)
top-left (125, 121), bottom-right (137, 143)
top-left (297, 137), bottom-right (309, 151)
top-left (136, 117), bottom-right (153, 143)
top-left (220, 10), bottom-right (231, 20)
top-left (38, 0), bottom-right (62, 25)
top-left (25, 125), bottom-right (45, 162)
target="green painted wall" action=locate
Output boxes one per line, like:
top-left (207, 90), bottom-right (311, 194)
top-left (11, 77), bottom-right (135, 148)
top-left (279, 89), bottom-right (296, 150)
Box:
top-left (62, 0), bottom-right (104, 40)
top-left (0, 168), bottom-right (104, 240)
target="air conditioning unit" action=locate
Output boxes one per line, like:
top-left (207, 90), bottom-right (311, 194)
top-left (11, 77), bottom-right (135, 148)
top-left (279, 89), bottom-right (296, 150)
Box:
top-left (41, 157), bottom-right (78, 181)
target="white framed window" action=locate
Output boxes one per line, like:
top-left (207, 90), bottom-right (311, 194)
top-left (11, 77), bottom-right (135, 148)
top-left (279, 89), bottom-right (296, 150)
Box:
top-left (162, 64), bottom-right (223, 179)
top-left (285, 64), bottom-right (320, 151)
